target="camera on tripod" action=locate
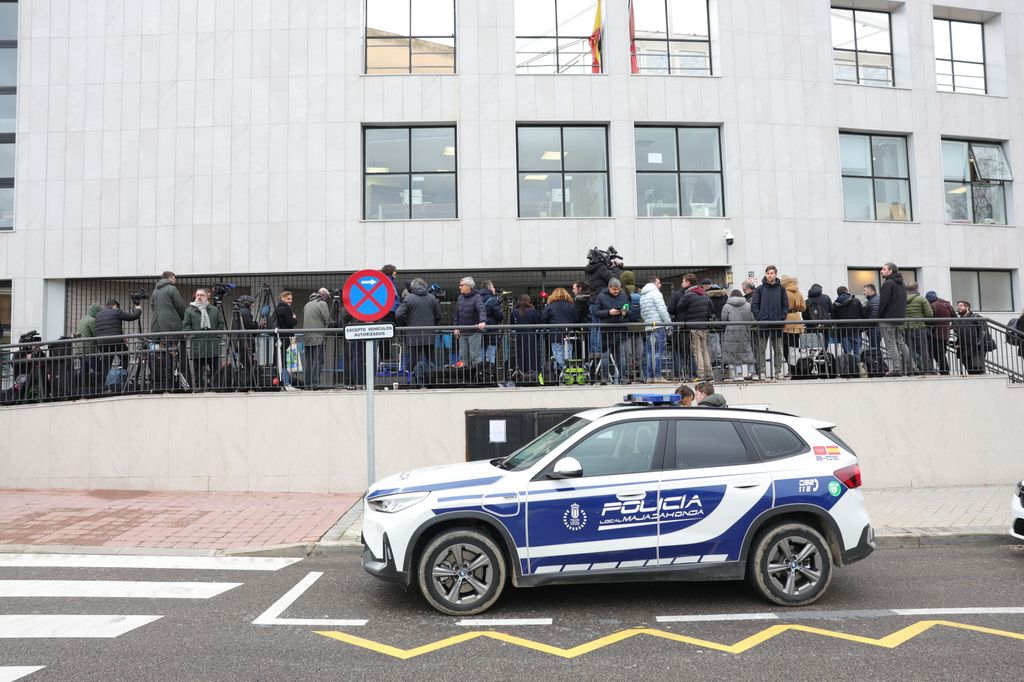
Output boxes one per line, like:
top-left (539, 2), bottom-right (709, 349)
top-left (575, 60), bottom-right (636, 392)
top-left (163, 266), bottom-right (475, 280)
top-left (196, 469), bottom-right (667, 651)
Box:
top-left (18, 330), bottom-right (41, 344)
top-left (211, 282), bottom-right (236, 303)
top-left (586, 245), bottom-right (621, 267)
top-left (128, 288), bottom-right (148, 304)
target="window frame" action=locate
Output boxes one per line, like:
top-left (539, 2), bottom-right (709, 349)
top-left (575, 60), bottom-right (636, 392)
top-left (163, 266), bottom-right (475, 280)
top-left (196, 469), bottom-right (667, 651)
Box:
top-left (552, 418), bottom-right (668, 478)
top-left (364, 0), bottom-right (457, 75)
top-left (515, 0), bottom-right (604, 75)
top-left (830, 6), bottom-right (894, 87)
top-left (630, 0), bottom-right (713, 76)
top-left (739, 421), bottom-right (809, 462)
top-left (667, 418), bottom-right (758, 470)
top-left (634, 124), bottom-right (724, 218)
top-left (933, 17), bottom-right (987, 95)
top-left (950, 268), bottom-right (1015, 312)
top-left (839, 132), bottom-right (913, 222)
top-left (942, 139), bottom-right (1012, 225)
top-left (0, 0), bottom-right (14, 231)
top-left (516, 123), bottom-right (610, 218)
top-left (362, 125), bottom-right (459, 221)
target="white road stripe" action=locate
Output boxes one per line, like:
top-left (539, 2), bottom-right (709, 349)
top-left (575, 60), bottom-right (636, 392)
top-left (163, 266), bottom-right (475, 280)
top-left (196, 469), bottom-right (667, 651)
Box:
top-left (0, 554), bottom-right (302, 571)
top-left (892, 607), bottom-right (1024, 616)
top-left (0, 666), bottom-right (45, 682)
top-left (456, 618), bottom-right (553, 626)
top-left (0, 615), bottom-right (162, 638)
top-left (657, 613), bottom-right (781, 623)
top-left (0, 580), bottom-right (240, 600)
top-left (252, 572), bottom-right (366, 627)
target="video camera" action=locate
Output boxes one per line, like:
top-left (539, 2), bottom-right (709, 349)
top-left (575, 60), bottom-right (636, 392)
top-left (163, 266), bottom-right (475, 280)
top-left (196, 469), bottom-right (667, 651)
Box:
top-left (211, 282), bottom-right (236, 303)
top-left (18, 330), bottom-right (41, 344)
top-left (586, 245), bottom-right (621, 267)
top-left (429, 283), bottom-right (449, 301)
top-left (128, 288), bottom-right (148, 303)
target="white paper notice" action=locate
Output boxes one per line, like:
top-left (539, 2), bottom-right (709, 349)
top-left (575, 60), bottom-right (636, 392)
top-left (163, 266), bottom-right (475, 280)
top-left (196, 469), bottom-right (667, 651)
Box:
top-left (648, 152), bottom-right (663, 164)
top-left (489, 420), bottom-right (507, 443)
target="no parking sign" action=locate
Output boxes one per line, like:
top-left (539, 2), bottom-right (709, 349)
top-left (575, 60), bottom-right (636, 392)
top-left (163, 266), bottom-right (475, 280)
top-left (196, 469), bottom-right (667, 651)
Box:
top-left (343, 270), bottom-right (396, 323)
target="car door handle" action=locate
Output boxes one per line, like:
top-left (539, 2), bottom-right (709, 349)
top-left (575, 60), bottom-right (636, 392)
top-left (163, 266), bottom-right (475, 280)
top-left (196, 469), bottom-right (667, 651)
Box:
top-left (731, 483), bottom-right (761, 489)
top-left (616, 490), bottom-right (646, 501)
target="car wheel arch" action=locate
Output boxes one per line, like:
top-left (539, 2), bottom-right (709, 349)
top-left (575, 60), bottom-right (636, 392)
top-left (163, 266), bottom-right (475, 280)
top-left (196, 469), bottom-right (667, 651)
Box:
top-left (740, 505), bottom-right (845, 568)
top-left (405, 511), bottom-right (524, 584)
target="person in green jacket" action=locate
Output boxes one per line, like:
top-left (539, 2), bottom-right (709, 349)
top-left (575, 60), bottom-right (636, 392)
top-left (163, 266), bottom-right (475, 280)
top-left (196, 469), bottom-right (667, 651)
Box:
top-left (302, 288), bottom-right (332, 388)
top-left (182, 288), bottom-right (225, 388)
top-left (77, 303), bottom-right (102, 392)
top-left (905, 281), bottom-right (935, 374)
top-left (151, 271), bottom-right (187, 335)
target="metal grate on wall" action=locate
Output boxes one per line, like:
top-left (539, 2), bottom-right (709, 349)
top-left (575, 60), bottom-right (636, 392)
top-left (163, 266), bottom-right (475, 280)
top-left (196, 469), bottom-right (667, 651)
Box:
top-left (64, 266), bottom-right (729, 334)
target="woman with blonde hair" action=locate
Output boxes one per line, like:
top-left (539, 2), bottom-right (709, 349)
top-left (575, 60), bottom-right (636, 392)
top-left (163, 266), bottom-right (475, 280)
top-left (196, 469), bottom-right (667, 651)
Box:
top-left (541, 287), bottom-right (579, 372)
top-left (781, 276), bottom-right (805, 372)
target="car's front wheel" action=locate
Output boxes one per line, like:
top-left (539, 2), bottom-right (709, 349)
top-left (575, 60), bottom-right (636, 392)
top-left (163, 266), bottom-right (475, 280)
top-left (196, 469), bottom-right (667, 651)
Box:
top-left (749, 522), bottom-right (833, 606)
top-left (417, 528), bottom-right (507, 616)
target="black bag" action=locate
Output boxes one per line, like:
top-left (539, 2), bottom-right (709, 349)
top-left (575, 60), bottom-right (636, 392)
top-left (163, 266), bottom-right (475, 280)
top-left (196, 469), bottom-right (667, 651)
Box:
top-left (792, 357), bottom-right (816, 379)
top-left (984, 331), bottom-right (996, 353)
top-left (806, 299), bottom-right (829, 321)
top-left (860, 349), bottom-right (888, 377)
top-left (836, 352), bottom-right (858, 378)
top-left (1007, 318), bottom-right (1021, 347)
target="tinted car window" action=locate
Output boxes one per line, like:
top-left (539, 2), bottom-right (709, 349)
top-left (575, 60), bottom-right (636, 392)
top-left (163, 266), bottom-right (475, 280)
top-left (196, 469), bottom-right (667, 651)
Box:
top-left (563, 420), bottom-right (662, 477)
top-left (746, 422), bottom-right (807, 460)
top-left (673, 419), bottom-right (751, 469)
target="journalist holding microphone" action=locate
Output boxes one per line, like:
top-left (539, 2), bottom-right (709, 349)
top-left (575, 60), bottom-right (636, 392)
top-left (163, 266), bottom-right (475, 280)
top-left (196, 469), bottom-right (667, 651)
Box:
top-left (593, 277), bottom-right (636, 384)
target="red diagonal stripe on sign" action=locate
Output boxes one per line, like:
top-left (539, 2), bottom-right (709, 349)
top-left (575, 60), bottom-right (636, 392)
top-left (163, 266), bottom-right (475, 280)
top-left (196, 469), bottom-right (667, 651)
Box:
top-left (351, 278), bottom-right (386, 308)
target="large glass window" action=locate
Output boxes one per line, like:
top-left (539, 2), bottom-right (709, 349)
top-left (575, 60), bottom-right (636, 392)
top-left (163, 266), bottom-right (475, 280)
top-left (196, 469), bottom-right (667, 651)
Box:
top-left (934, 18), bottom-right (986, 94)
top-left (635, 126), bottom-right (722, 217)
top-left (630, 0), bottom-right (711, 75)
top-left (363, 126), bottom-right (457, 220)
top-left (365, 0), bottom-right (456, 74)
top-left (564, 420), bottom-right (662, 477)
top-left (672, 420), bottom-right (751, 469)
top-left (942, 139), bottom-right (1012, 225)
top-left (517, 125), bottom-right (609, 217)
top-left (831, 7), bottom-right (893, 87)
top-left (516, 0), bottom-right (604, 74)
top-left (0, 1), bottom-right (15, 231)
top-left (839, 133), bottom-right (911, 221)
top-left (847, 267), bottom-right (919, 298)
top-left (951, 269), bottom-right (1014, 312)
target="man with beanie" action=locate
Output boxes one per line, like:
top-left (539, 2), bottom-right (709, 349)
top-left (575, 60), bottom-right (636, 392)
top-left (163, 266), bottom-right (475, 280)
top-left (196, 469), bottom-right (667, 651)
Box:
top-left (832, 286), bottom-right (865, 356)
top-left (302, 288), bottom-right (332, 388)
top-left (878, 262), bottom-right (911, 376)
top-left (927, 291), bottom-right (955, 374)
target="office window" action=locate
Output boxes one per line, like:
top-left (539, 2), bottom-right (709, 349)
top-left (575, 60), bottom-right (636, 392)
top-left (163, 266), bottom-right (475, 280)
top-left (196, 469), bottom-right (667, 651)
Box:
top-left (934, 18), bottom-right (985, 94)
top-left (630, 0), bottom-right (711, 75)
top-left (831, 8), bottom-right (893, 87)
top-left (517, 125), bottom-right (608, 217)
top-left (839, 133), bottom-right (911, 221)
top-left (365, 0), bottom-right (455, 74)
top-left (516, 0), bottom-right (604, 74)
top-left (942, 140), bottom-right (1012, 225)
top-left (848, 268), bottom-right (919, 297)
top-left (0, 1), bottom-right (15, 231)
top-left (364, 127), bottom-right (457, 220)
top-left (951, 269), bottom-right (1014, 312)
top-left (635, 126), bottom-right (722, 217)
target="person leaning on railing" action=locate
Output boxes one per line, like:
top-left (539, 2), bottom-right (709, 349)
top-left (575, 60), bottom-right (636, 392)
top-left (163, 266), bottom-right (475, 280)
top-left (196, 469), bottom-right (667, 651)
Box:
top-left (395, 278), bottom-right (442, 384)
top-left (182, 288), bottom-right (225, 388)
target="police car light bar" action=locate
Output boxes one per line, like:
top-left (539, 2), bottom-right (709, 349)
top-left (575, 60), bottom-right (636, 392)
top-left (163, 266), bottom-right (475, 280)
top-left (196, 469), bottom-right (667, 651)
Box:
top-left (622, 393), bottom-right (682, 405)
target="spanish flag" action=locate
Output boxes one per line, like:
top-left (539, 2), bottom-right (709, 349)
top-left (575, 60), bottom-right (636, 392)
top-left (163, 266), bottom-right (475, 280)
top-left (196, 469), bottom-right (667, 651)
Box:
top-left (589, 0), bottom-right (603, 73)
top-left (629, 0), bottom-right (638, 73)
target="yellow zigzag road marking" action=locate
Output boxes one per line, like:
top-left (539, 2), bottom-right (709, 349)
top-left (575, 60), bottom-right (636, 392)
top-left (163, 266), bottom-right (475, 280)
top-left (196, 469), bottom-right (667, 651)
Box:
top-left (315, 620), bottom-right (1024, 660)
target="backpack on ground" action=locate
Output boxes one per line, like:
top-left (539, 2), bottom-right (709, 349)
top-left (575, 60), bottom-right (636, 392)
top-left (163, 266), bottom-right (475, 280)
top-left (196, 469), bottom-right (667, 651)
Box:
top-left (860, 349), bottom-right (887, 377)
top-left (836, 352), bottom-right (858, 378)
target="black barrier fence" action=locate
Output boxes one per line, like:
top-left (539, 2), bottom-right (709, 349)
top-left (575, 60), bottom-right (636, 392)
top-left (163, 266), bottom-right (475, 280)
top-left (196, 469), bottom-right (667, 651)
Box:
top-left (1, 317), bottom-right (1022, 405)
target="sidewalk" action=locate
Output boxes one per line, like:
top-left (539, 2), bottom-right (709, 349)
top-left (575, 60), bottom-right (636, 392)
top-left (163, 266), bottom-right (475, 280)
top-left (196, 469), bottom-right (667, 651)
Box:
top-left (0, 486), bottom-right (1015, 556)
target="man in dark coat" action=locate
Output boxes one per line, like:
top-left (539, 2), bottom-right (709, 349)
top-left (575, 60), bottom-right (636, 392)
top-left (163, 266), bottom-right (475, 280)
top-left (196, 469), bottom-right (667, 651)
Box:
top-left (479, 280), bottom-right (505, 370)
top-left (878, 262), bottom-right (911, 376)
top-left (832, 286), bottom-right (865, 356)
top-left (397, 278), bottom-right (443, 383)
top-left (926, 291), bottom-right (955, 374)
top-left (593, 278), bottom-right (632, 383)
top-left (749, 265), bottom-right (788, 380)
top-left (953, 300), bottom-right (988, 375)
top-left (95, 298), bottom-right (143, 389)
top-left (669, 273), bottom-right (714, 381)
top-left (274, 292), bottom-right (298, 388)
top-left (151, 271), bottom-right (187, 334)
top-left (453, 276), bottom-right (487, 366)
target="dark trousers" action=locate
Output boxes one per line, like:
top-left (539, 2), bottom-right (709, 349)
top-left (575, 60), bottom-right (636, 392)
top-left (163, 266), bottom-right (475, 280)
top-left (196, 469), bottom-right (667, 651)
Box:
top-left (928, 334), bottom-right (950, 374)
top-left (304, 345), bottom-right (325, 387)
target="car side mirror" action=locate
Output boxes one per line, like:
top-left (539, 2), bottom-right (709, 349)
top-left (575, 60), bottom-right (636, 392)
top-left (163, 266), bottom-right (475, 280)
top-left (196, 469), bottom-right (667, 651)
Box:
top-left (550, 456), bottom-right (583, 479)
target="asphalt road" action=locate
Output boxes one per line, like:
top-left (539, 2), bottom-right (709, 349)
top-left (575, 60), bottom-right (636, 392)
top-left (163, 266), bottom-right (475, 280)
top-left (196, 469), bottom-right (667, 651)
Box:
top-left (1, 545), bottom-right (1024, 681)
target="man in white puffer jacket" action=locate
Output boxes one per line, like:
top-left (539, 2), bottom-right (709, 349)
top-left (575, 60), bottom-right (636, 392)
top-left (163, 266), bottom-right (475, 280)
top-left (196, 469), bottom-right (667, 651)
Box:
top-left (639, 278), bottom-right (672, 381)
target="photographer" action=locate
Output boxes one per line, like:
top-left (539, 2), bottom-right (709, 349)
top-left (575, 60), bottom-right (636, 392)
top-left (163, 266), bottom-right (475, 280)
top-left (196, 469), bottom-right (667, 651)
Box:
top-left (183, 288), bottom-right (225, 388)
top-left (151, 271), bottom-right (187, 335)
top-left (584, 247), bottom-right (622, 357)
top-left (594, 278), bottom-right (633, 383)
top-left (302, 288), bottom-right (331, 388)
top-left (95, 298), bottom-right (143, 390)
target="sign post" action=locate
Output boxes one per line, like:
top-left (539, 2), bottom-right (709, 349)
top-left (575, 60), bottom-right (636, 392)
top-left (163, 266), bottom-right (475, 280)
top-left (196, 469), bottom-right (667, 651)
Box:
top-left (342, 269), bottom-right (397, 488)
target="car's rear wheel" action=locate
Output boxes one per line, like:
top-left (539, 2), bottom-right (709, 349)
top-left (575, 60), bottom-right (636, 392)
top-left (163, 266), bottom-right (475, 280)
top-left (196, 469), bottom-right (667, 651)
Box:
top-left (417, 528), bottom-right (506, 616)
top-left (749, 522), bottom-right (833, 606)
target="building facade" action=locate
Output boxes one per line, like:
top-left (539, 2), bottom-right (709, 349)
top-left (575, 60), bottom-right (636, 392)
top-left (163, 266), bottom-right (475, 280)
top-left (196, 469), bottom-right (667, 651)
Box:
top-left (1, 0), bottom-right (1021, 339)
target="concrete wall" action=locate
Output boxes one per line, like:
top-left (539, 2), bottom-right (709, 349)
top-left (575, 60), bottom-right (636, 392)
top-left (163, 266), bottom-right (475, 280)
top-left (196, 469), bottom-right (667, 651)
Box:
top-left (1, 377), bottom-right (1021, 492)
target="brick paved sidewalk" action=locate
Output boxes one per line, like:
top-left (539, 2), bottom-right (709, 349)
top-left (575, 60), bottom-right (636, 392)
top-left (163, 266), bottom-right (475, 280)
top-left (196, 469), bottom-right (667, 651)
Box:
top-left (0, 489), bottom-right (361, 552)
top-left (864, 485), bottom-right (1011, 539)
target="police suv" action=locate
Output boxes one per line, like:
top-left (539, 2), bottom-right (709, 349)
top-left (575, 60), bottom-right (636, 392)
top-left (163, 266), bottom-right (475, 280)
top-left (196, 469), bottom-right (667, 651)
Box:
top-left (362, 395), bottom-right (874, 615)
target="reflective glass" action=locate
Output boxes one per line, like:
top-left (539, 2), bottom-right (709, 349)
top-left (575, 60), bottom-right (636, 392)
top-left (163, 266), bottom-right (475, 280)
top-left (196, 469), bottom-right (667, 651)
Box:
top-left (953, 73), bottom-right (985, 95)
top-left (678, 128), bottom-right (720, 171)
top-left (842, 176), bottom-right (873, 220)
top-left (516, 38), bottom-right (558, 73)
top-left (0, 95), bottom-right (14, 134)
top-left (674, 420), bottom-right (748, 469)
top-left (833, 50), bottom-right (857, 83)
top-left (970, 143), bottom-right (1012, 181)
top-left (871, 136), bottom-right (908, 178)
top-left (411, 174), bottom-right (457, 219)
top-left (366, 39), bottom-right (411, 73)
top-left (365, 128), bottom-right (410, 174)
top-left (518, 172), bottom-right (565, 218)
top-left (636, 173), bottom-right (680, 216)
top-left (516, 0), bottom-right (557, 37)
top-left (411, 128), bottom-right (455, 173)
top-left (517, 127), bottom-right (563, 171)
top-left (979, 270), bottom-right (1013, 311)
top-left (933, 19), bottom-right (951, 60)
top-left (0, 49), bottom-right (15, 88)
top-left (942, 141), bottom-right (970, 181)
top-left (632, 0), bottom-right (668, 37)
top-left (365, 175), bottom-right (410, 220)
top-left (667, 0), bottom-right (709, 39)
top-left (839, 134), bottom-right (871, 176)
top-left (563, 127), bottom-right (607, 171)
top-left (680, 173), bottom-right (722, 216)
top-left (0, 4), bottom-right (16, 42)
top-left (635, 128), bottom-right (678, 171)
top-left (935, 61), bottom-right (954, 91)
top-left (411, 38), bottom-right (455, 73)
top-left (972, 183), bottom-right (1006, 225)
top-left (855, 11), bottom-right (890, 53)
top-left (944, 182), bottom-right (972, 222)
top-left (411, 0), bottom-right (455, 36)
top-left (0, 142), bottom-right (13, 177)
top-left (858, 52), bottom-right (892, 86)
top-left (558, 0), bottom-right (600, 37)
top-left (0, 187), bottom-right (11, 229)
top-left (830, 9), bottom-right (855, 50)
top-left (557, 37), bottom-right (593, 73)
top-left (635, 40), bottom-right (670, 74)
top-left (564, 172), bottom-right (609, 217)
top-left (367, 0), bottom-right (410, 36)
top-left (950, 21), bottom-right (984, 62)
top-left (670, 41), bottom-right (710, 75)
top-left (950, 270), bottom-right (980, 309)
top-left (873, 178), bottom-right (911, 220)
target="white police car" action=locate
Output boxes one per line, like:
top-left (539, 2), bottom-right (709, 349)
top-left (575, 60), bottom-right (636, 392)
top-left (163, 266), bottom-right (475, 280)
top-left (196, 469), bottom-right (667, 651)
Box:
top-left (362, 395), bottom-right (874, 615)
top-left (1011, 479), bottom-right (1024, 541)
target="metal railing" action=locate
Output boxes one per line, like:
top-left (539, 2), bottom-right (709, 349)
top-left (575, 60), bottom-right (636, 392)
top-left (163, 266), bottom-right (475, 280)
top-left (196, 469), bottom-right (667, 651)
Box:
top-left (1, 317), bottom-right (1021, 405)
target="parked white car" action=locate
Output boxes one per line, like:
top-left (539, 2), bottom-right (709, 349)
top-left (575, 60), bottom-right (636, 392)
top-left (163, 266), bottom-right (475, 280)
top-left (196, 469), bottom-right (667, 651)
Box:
top-left (1011, 480), bottom-right (1024, 541)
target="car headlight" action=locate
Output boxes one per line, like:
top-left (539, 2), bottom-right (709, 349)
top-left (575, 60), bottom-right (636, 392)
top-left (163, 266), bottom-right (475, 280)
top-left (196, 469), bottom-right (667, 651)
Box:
top-left (367, 491), bottom-right (429, 514)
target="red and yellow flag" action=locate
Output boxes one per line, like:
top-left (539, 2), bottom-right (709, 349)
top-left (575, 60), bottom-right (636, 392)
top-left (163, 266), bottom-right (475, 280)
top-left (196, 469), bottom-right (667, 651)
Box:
top-left (589, 0), bottom-right (603, 73)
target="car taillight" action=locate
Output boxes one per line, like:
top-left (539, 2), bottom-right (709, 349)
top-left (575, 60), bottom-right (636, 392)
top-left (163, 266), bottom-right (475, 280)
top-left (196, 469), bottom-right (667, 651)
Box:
top-left (834, 464), bottom-right (862, 489)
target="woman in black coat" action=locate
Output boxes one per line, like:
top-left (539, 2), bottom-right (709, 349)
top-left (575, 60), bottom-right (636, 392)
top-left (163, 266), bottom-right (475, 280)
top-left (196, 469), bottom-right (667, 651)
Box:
top-left (512, 294), bottom-right (542, 377)
top-left (541, 287), bottom-right (579, 372)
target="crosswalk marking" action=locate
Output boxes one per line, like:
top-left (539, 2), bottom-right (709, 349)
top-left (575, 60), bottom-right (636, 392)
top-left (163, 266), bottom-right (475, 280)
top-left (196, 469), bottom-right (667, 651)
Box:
top-left (0, 615), bottom-right (162, 638)
top-left (0, 667), bottom-right (45, 682)
top-left (253, 572), bottom-right (367, 627)
top-left (0, 580), bottom-right (241, 600)
top-left (0, 554), bottom-right (301, 571)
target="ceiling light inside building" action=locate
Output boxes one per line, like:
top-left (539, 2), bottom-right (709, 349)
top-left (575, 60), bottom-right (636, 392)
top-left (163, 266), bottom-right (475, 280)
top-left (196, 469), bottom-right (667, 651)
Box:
top-left (442, 146), bottom-right (455, 156)
top-left (366, 167), bottom-right (390, 173)
top-left (523, 174), bottom-right (549, 180)
top-left (540, 151), bottom-right (563, 160)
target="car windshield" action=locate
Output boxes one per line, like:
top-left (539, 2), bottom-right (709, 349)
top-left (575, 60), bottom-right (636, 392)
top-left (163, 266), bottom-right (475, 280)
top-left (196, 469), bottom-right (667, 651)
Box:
top-left (496, 417), bottom-right (591, 471)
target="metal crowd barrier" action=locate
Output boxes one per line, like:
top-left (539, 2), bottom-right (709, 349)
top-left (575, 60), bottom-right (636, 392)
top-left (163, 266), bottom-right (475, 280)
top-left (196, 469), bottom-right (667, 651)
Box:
top-left (0, 317), bottom-right (1021, 405)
